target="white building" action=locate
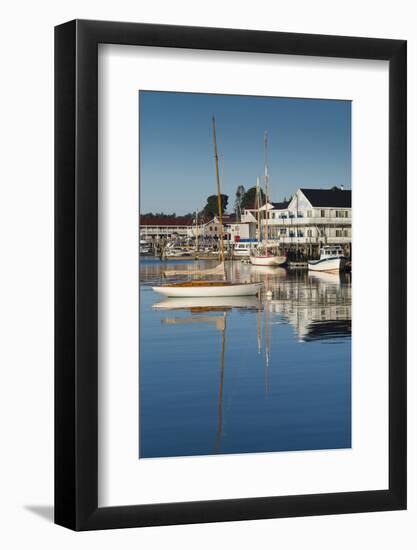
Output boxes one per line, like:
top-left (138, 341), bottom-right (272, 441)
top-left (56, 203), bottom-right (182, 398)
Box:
top-left (139, 219), bottom-right (195, 239)
top-left (242, 187), bottom-right (351, 255)
top-left (139, 214), bottom-right (249, 243)
top-left (192, 215), bottom-right (250, 242)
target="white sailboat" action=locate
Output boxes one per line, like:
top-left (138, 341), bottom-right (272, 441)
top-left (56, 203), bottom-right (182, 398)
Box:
top-left (250, 250), bottom-right (286, 267)
top-left (152, 279), bottom-right (262, 298)
top-left (152, 116), bottom-right (262, 298)
top-left (250, 132), bottom-right (286, 267)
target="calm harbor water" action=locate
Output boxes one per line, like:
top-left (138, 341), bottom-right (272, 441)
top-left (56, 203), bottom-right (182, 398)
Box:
top-left (139, 258), bottom-right (351, 459)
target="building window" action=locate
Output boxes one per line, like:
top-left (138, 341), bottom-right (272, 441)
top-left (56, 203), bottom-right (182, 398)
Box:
top-left (320, 210), bottom-right (325, 218)
top-left (307, 229), bottom-right (313, 237)
top-left (279, 228), bottom-right (286, 236)
top-left (336, 210), bottom-right (348, 218)
top-left (306, 210), bottom-right (312, 218)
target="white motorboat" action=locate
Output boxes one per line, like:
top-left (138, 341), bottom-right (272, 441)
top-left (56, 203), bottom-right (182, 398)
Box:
top-left (308, 245), bottom-right (346, 272)
top-left (152, 280), bottom-right (262, 298)
top-left (233, 241), bottom-right (255, 258)
top-left (139, 239), bottom-right (151, 255)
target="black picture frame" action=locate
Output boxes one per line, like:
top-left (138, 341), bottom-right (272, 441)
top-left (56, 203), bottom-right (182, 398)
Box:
top-left (55, 19), bottom-right (407, 531)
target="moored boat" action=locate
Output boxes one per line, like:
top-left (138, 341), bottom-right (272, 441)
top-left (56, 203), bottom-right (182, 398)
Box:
top-left (165, 247), bottom-right (192, 258)
top-left (249, 249), bottom-right (286, 266)
top-left (139, 239), bottom-right (151, 255)
top-left (233, 240), bottom-right (257, 258)
top-left (152, 115), bottom-right (263, 299)
top-left (249, 133), bottom-right (286, 268)
top-left (308, 245), bottom-right (346, 272)
top-left (152, 280), bottom-right (262, 298)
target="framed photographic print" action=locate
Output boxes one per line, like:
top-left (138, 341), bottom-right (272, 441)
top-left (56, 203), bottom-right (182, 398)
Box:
top-left (55, 20), bottom-right (406, 530)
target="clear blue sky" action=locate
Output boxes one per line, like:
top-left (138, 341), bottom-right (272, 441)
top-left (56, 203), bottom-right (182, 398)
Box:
top-left (139, 91), bottom-right (351, 215)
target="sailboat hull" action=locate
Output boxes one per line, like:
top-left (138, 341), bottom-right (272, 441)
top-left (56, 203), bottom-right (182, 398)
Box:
top-left (250, 255), bottom-right (286, 267)
top-left (152, 281), bottom-right (262, 297)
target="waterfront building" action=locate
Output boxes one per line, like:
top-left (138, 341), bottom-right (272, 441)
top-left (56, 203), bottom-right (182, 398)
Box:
top-left (139, 215), bottom-right (195, 239)
top-left (205, 214), bottom-right (250, 242)
top-left (241, 186), bottom-right (351, 257)
top-left (140, 186), bottom-right (351, 258)
top-left (140, 213), bottom-right (250, 243)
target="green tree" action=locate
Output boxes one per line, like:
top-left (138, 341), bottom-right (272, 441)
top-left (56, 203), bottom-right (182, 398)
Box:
top-left (241, 186), bottom-right (265, 210)
top-left (203, 194), bottom-right (228, 218)
top-left (234, 185), bottom-right (245, 220)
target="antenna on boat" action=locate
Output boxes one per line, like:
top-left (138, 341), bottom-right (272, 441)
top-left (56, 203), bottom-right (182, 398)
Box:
top-left (212, 116), bottom-right (225, 265)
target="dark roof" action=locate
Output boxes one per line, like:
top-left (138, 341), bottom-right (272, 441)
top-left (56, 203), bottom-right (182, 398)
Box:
top-left (141, 214), bottom-right (233, 226)
top-left (271, 200), bottom-right (290, 210)
top-left (222, 213), bottom-right (237, 223)
top-left (300, 188), bottom-right (351, 208)
top-left (140, 215), bottom-right (194, 226)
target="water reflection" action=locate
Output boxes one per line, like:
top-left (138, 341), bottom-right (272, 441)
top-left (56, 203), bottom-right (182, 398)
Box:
top-left (152, 295), bottom-right (261, 312)
top-left (267, 271), bottom-right (351, 342)
top-left (152, 295), bottom-right (264, 454)
top-left (139, 258), bottom-right (351, 458)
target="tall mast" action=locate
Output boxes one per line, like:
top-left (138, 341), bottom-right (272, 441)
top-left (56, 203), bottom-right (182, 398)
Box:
top-left (195, 209), bottom-right (199, 254)
top-left (212, 116), bottom-right (225, 263)
top-left (256, 176), bottom-right (261, 243)
top-left (264, 131), bottom-right (269, 244)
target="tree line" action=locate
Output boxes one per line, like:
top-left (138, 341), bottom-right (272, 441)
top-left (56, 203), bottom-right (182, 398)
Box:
top-left (141, 185), bottom-right (271, 221)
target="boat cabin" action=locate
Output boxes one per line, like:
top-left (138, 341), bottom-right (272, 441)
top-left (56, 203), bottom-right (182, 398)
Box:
top-left (319, 245), bottom-right (345, 259)
top-left (233, 240), bottom-right (258, 256)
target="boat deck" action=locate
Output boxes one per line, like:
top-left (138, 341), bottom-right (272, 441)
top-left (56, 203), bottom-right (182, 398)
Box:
top-left (163, 280), bottom-right (243, 288)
